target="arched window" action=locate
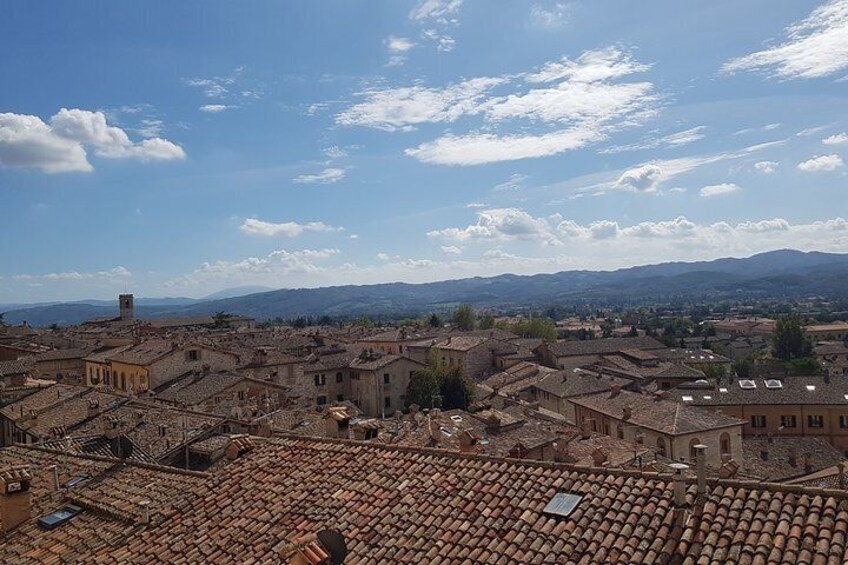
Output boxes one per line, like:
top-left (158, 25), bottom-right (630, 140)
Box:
top-left (689, 438), bottom-right (701, 461)
top-left (720, 432), bottom-right (731, 456)
top-left (656, 437), bottom-right (667, 457)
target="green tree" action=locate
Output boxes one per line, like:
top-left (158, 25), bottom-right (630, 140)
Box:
top-left (701, 364), bottom-right (728, 381)
top-left (212, 311), bottom-right (233, 329)
top-left (732, 359), bottom-right (750, 379)
top-left (452, 304), bottom-right (476, 331)
top-left (405, 370), bottom-right (441, 410)
top-left (627, 325), bottom-right (639, 337)
top-left (0, 312), bottom-right (5, 326)
top-left (773, 316), bottom-right (812, 361)
top-left (405, 349), bottom-right (474, 411)
top-left (479, 313), bottom-right (495, 330)
top-left (428, 313), bottom-right (443, 328)
top-left (788, 357), bottom-right (821, 376)
top-left (600, 318), bottom-right (614, 338)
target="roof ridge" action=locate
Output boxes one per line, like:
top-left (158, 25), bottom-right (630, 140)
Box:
top-left (17, 444), bottom-right (211, 478)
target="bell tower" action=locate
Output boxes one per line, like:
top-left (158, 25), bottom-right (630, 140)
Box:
top-left (119, 294), bottom-right (134, 321)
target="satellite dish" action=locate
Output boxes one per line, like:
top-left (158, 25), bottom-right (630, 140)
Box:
top-left (316, 530), bottom-right (347, 565)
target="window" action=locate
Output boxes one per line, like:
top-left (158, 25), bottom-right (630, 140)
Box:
top-left (336, 372), bottom-right (344, 383)
top-left (689, 439), bottom-right (701, 461)
top-left (214, 396), bottom-right (222, 404)
top-left (237, 390), bottom-right (246, 401)
top-left (383, 373), bottom-right (391, 384)
top-left (656, 437), bottom-right (666, 457)
top-left (384, 396), bottom-right (391, 408)
top-left (317, 395), bottom-right (327, 406)
top-left (186, 350), bottom-right (200, 362)
top-left (337, 394), bottom-right (344, 402)
top-left (840, 416), bottom-right (848, 429)
top-left (314, 374), bottom-right (326, 386)
top-left (617, 426), bottom-right (624, 439)
top-left (780, 415), bottom-right (797, 428)
top-left (750, 415), bottom-right (766, 428)
top-left (720, 432), bottom-right (730, 455)
top-left (808, 415), bottom-right (824, 428)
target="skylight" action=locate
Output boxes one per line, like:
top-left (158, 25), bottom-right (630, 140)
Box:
top-left (542, 492), bottom-right (583, 518)
top-left (703, 395), bottom-right (712, 400)
top-left (764, 379), bottom-right (783, 389)
top-left (739, 380), bottom-right (756, 390)
top-left (806, 385), bottom-right (816, 392)
top-left (37, 504), bottom-right (83, 531)
top-left (719, 387), bottom-right (728, 393)
top-left (682, 395), bottom-right (693, 402)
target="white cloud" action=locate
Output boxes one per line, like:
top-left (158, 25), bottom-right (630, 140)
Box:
top-left (240, 218), bottom-right (343, 237)
top-left (0, 109), bottom-right (185, 173)
top-left (340, 47), bottom-right (656, 165)
top-left (602, 126), bottom-right (707, 153)
top-left (615, 164), bottom-right (664, 192)
top-left (529, 2), bottom-right (570, 28)
top-left (386, 36), bottom-right (414, 53)
top-left (428, 208), bottom-right (561, 245)
top-left (754, 160), bottom-right (779, 174)
top-left (336, 77), bottom-right (506, 131)
top-left (823, 132), bottom-right (848, 144)
top-left (15, 266), bottom-right (132, 282)
top-left (199, 104), bottom-right (231, 113)
top-left (136, 119), bottom-right (165, 138)
top-left (376, 253), bottom-right (391, 261)
top-left (723, 0), bottom-right (848, 79)
top-left (494, 174), bottom-right (528, 192)
top-left (323, 146), bottom-right (348, 159)
top-left (700, 183), bottom-right (741, 197)
top-left (798, 154), bottom-right (845, 172)
top-left (410, 0), bottom-right (464, 22)
top-left (440, 245), bottom-right (463, 254)
top-left (293, 168), bottom-right (346, 184)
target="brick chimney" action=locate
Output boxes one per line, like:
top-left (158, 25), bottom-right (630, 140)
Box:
top-left (622, 406), bottom-right (632, 420)
top-left (458, 430), bottom-right (480, 454)
top-left (0, 466), bottom-right (33, 533)
top-left (86, 399), bottom-right (100, 419)
top-left (591, 447), bottom-right (608, 466)
top-left (609, 384), bottom-right (621, 399)
top-left (670, 463), bottom-right (689, 508)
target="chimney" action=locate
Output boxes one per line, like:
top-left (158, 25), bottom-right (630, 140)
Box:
top-left (694, 444), bottom-right (707, 496)
top-left (104, 416), bottom-right (121, 440)
top-left (132, 410), bottom-right (144, 427)
top-left (670, 463), bottom-right (689, 508)
top-left (137, 500), bottom-right (151, 524)
top-left (839, 462), bottom-right (845, 490)
top-left (579, 419), bottom-right (593, 440)
top-left (804, 454), bottom-right (813, 475)
top-left (0, 466), bottom-right (33, 533)
top-left (609, 384), bottom-right (621, 399)
top-left (788, 448), bottom-right (797, 468)
top-left (458, 430), bottom-right (478, 454)
top-left (622, 406), bottom-right (632, 420)
top-left (759, 447), bottom-right (769, 461)
top-left (49, 465), bottom-right (59, 491)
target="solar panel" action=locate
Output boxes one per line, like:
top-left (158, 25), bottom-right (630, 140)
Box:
top-left (542, 493), bottom-right (583, 518)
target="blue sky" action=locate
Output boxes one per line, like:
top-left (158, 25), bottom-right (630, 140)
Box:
top-left (1, 0), bottom-right (847, 302)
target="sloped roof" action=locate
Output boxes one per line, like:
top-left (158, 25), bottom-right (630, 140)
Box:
top-left (544, 336), bottom-right (666, 357)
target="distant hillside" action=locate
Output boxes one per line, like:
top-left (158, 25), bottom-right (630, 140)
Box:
top-left (5, 250), bottom-right (848, 327)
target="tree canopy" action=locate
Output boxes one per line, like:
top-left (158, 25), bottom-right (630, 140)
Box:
top-left (773, 316), bottom-right (812, 361)
top-left (405, 349), bottom-right (474, 411)
top-left (452, 304), bottom-right (476, 331)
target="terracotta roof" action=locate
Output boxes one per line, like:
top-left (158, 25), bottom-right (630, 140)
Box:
top-left (155, 371), bottom-right (244, 406)
top-left (0, 384), bottom-right (88, 422)
top-left (572, 390), bottom-right (745, 435)
top-left (543, 336), bottom-right (666, 357)
top-left (88, 436), bottom-right (848, 564)
top-left (653, 362), bottom-right (707, 381)
top-left (533, 368), bottom-right (630, 398)
top-left (348, 353), bottom-right (423, 372)
top-left (654, 348), bottom-right (731, 364)
top-left (671, 375), bottom-right (848, 406)
top-left (741, 437), bottom-right (847, 482)
top-left (0, 359), bottom-right (30, 376)
top-left (106, 340), bottom-right (175, 366)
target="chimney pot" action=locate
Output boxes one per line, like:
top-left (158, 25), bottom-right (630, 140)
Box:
top-left (670, 463), bottom-right (689, 508)
top-left (138, 499), bottom-right (150, 524)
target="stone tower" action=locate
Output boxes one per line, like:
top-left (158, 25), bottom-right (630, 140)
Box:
top-left (119, 294), bottom-right (134, 321)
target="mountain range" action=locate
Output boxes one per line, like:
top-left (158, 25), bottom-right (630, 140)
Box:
top-left (4, 250), bottom-right (848, 327)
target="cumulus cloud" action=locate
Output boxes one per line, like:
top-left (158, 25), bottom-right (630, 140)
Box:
top-left (823, 132), bottom-right (848, 145)
top-left (239, 218), bottom-right (343, 237)
top-left (615, 164), bottom-right (664, 192)
top-left (700, 183), bottom-right (741, 197)
top-left (0, 109), bottom-right (185, 173)
top-left (440, 245), bottom-right (463, 254)
top-left (755, 160), bottom-right (779, 174)
top-left (339, 47), bottom-right (657, 165)
top-left (798, 154), bottom-right (845, 172)
top-left (376, 252), bottom-right (391, 261)
top-left (293, 168), bottom-right (346, 184)
top-left (723, 0), bottom-right (848, 79)
top-left (385, 36), bottom-right (415, 66)
top-left (428, 208), bottom-right (561, 245)
top-left (199, 104), bottom-right (231, 113)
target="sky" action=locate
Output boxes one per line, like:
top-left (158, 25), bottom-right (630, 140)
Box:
top-left (1, 0), bottom-right (847, 303)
